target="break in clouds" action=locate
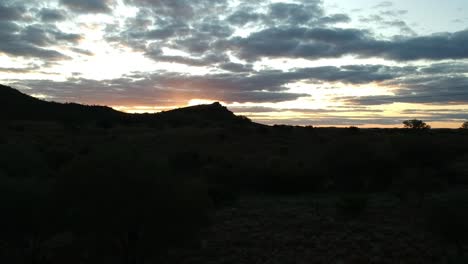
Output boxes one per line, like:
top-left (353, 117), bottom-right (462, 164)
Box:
top-left (1, 0), bottom-right (468, 126)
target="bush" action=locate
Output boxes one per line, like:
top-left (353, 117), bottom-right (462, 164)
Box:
top-left (461, 121), bottom-right (468, 129)
top-left (403, 119), bottom-right (431, 130)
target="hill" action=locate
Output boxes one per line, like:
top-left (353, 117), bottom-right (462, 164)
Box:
top-left (0, 84), bottom-right (253, 127)
top-left (0, 84), bottom-right (125, 122)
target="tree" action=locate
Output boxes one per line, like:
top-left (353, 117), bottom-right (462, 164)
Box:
top-left (403, 119), bottom-right (431, 129)
top-left (461, 121), bottom-right (468, 129)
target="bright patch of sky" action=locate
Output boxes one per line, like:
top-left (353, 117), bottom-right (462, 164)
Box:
top-left (325, 0), bottom-right (468, 35)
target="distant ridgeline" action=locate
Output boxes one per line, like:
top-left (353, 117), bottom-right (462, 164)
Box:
top-left (0, 84), bottom-right (252, 127)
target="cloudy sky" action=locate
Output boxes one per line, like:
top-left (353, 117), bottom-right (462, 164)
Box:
top-left (1, 0), bottom-right (468, 127)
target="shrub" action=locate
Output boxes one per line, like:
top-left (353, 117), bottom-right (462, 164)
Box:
top-left (461, 121), bottom-right (468, 129)
top-left (403, 119), bottom-right (431, 130)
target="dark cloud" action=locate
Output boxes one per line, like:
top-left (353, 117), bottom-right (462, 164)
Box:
top-left (226, 10), bottom-right (262, 26)
top-left (419, 62), bottom-right (468, 74)
top-left (70, 47), bottom-right (94, 56)
top-left (344, 74), bottom-right (468, 106)
top-left (125, 0), bottom-right (228, 20)
top-left (60, 0), bottom-right (112, 13)
top-left (38, 8), bottom-right (67, 22)
top-left (0, 21), bottom-right (78, 60)
top-left (224, 27), bottom-right (369, 61)
top-left (268, 2), bottom-right (322, 25)
top-left (359, 15), bottom-right (384, 23)
top-left (219, 62), bottom-right (253, 73)
top-left (0, 2), bottom-right (26, 21)
top-left (8, 63), bottom-right (418, 107)
top-left (20, 25), bottom-right (82, 47)
top-left (317, 14), bottom-right (351, 25)
top-left (10, 72), bottom-right (309, 106)
top-left (226, 27), bottom-right (468, 61)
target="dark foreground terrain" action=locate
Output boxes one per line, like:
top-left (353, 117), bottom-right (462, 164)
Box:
top-left (1, 85), bottom-right (468, 263)
top-left (162, 195), bottom-right (446, 264)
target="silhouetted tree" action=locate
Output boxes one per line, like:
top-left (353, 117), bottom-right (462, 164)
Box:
top-left (403, 119), bottom-right (431, 129)
top-left (461, 121), bottom-right (468, 129)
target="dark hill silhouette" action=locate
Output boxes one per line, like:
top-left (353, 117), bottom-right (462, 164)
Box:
top-left (145, 101), bottom-right (252, 127)
top-left (0, 84), bottom-right (125, 122)
top-left (0, 84), bottom-right (253, 127)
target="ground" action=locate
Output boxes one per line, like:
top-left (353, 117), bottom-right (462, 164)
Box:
top-left (162, 195), bottom-right (444, 264)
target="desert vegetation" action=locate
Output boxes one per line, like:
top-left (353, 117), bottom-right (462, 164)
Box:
top-left (1, 85), bottom-right (468, 263)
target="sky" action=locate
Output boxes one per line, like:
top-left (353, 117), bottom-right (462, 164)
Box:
top-left (1, 0), bottom-right (467, 127)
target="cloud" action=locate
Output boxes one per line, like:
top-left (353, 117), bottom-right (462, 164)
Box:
top-left (419, 62), bottom-right (468, 74)
top-left (344, 73), bottom-right (468, 106)
top-left (124, 0), bottom-right (228, 20)
top-left (38, 8), bottom-right (67, 22)
top-left (373, 1), bottom-right (393, 9)
top-left (0, 2), bottom-right (26, 21)
top-left (70, 47), bottom-right (94, 56)
top-left (0, 65), bottom-right (40, 73)
top-left (400, 109), bottom-right (468, 122)
top-left (225, 27), bottom-right (468, 61)
top-left (9, 69), bottom-right (310, 106)
top-left (226, 10), bottom-right (263, 26)
top-left (230, 106), bottom-right (383, 114)
top-left (8, 63), bottom-right (417, 107)
top-left (317, 14), bottom-right (351, 25)
top-left (268, 2), bottom-right (323, 25)
top-left (382, 20), bottom-right (415, 35)
top-left (60, 0), bottom-right (112, 13)
top-left (20, 25), bottom-right (82, 47)
top-left (0, 21), bottom-right (77, 60)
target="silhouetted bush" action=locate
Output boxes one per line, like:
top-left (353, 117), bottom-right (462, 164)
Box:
top-left (403, 119), bottom-right (431, 130)
top-left (348, 126), bottom-right (360, 134)
top-left (461, 121), bottom-right (468, 129)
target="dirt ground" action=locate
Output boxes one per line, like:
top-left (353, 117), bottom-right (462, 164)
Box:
top-left (162, 195), bottom-right (445, 264)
